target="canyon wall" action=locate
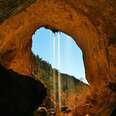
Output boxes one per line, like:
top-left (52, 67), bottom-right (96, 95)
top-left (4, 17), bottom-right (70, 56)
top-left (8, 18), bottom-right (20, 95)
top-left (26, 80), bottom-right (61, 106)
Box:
top-left (0, 0), bottom-right (116, 115)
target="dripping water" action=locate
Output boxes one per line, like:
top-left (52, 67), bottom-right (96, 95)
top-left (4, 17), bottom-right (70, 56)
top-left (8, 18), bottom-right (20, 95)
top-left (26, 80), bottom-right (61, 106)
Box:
top-left (31, 27), bottom-right (88, 115)
top-left (52, 32), bottom-right (57, 106)
top-left (51, 31), bottom-right (62, 111)
top-left (57, 32), bottom-right (62, 109)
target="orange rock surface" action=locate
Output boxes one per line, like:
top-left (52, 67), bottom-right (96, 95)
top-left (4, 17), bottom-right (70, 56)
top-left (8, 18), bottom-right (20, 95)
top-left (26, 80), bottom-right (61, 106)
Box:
top-left (0, 0), bottom-right (116, 115)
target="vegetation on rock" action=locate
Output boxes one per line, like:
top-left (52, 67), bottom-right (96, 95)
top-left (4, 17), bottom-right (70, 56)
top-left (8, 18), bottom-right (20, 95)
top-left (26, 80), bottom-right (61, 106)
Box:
top-left (33, 54), bottom-right (88, 115)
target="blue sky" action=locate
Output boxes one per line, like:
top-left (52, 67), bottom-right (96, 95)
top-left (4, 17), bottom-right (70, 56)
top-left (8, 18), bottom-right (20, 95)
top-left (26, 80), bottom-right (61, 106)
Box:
top-left (32, 27), bottom-right (88, 83)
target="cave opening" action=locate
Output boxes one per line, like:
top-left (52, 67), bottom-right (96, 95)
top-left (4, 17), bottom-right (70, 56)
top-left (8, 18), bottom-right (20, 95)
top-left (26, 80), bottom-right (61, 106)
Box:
top-left (31, 27), bottom-right (88, 115)
top-left (32, 27), bottom-right (87, 83)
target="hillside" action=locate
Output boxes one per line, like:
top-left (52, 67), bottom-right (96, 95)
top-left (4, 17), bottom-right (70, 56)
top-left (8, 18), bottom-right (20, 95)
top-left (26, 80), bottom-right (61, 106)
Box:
top-left (33, 55), bottom-right (88, 115)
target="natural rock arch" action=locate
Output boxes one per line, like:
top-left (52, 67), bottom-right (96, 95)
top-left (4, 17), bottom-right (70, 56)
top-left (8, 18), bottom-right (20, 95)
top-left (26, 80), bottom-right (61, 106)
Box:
top-left (0, 0), bottom-right (116, 115)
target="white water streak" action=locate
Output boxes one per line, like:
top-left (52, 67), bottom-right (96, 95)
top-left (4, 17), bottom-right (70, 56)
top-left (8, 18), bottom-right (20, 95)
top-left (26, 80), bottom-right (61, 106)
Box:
top-left (49, 30), bottom-right (52, 99)
top-left (53, 33), bottom-right (57, 102)
top-left (57, 32), bottom-right (62, 108)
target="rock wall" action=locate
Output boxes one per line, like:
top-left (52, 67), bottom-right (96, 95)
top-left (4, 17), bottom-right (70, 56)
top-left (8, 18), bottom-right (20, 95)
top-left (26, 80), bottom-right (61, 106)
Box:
top-left (0, 0), bottom-right (116, 115)
top-left (0, 64), bottom-right (46, 115)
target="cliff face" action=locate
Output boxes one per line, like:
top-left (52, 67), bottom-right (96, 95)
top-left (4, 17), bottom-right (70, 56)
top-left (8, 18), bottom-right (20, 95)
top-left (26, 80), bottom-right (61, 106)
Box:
top-left (33, 55), bottom-right (88, 116)
top-left (0, 0), bottom-right (116, 115)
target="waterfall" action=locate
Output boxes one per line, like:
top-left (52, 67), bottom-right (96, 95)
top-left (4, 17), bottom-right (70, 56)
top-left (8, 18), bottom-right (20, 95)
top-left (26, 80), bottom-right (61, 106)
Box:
top-left (31, 27), bottom-right (88, 115)
top-left (52, 32), bottom-right (57, 105)
top-left (51, 32), bottom-right (62, 110)
top-left (57, 32), bottom-right (62, 109)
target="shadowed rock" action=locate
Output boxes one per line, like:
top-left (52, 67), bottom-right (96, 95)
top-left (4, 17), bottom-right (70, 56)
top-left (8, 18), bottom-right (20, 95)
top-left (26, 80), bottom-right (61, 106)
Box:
top-left (0, 64), bottom-right (47, 116)
top-left (0, 0), bottom-right (36, 23)
top-left (110, 108), bottom-right (116, 116)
